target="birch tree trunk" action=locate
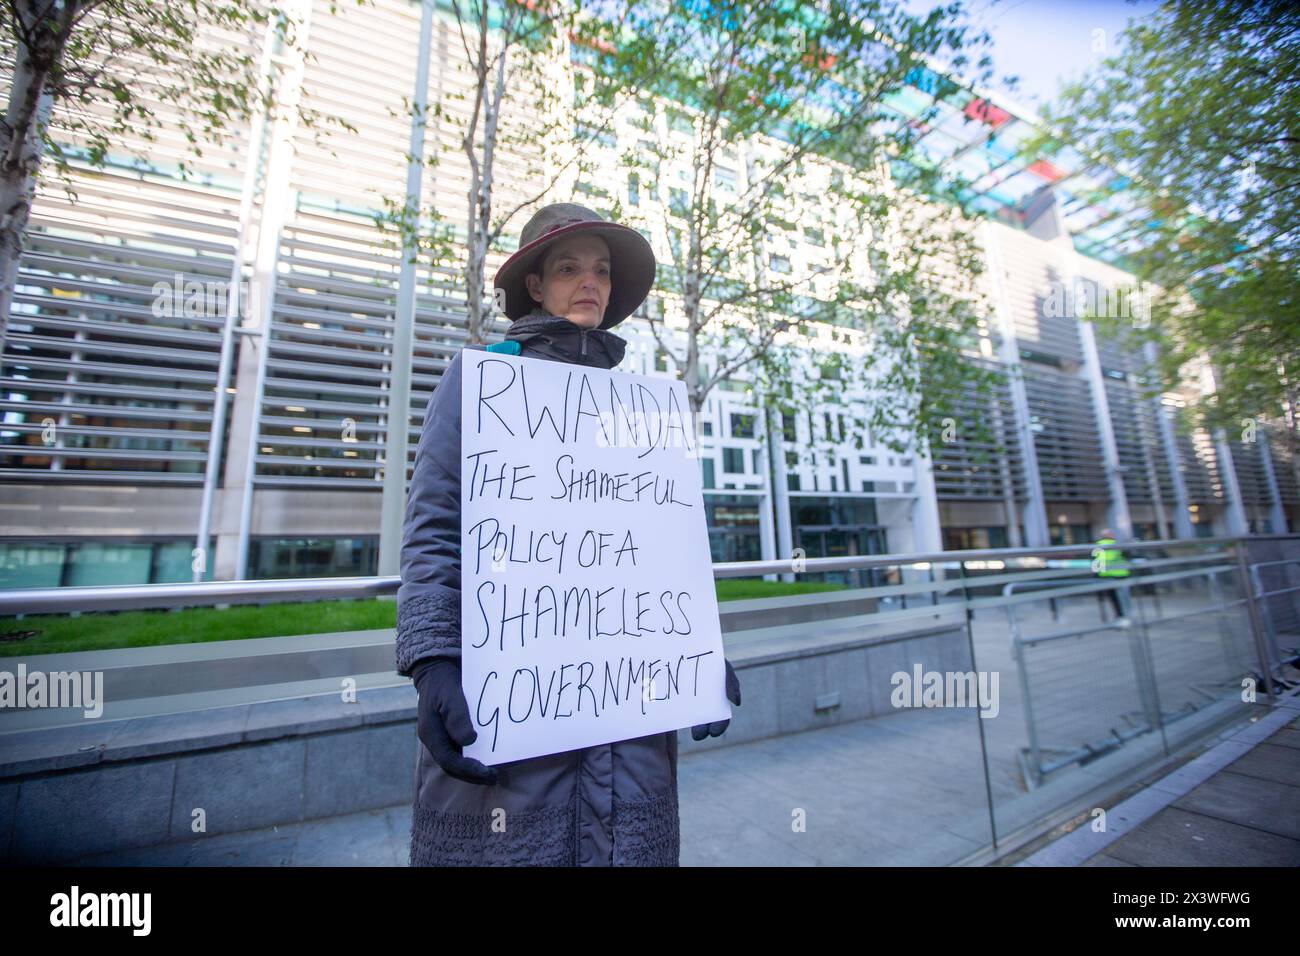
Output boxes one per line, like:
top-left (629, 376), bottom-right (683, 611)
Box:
top-left (0, 37), bottom-right (55, 349)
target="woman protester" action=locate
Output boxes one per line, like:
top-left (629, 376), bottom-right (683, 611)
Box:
top-left (396, 202), bottom-right (742, 866)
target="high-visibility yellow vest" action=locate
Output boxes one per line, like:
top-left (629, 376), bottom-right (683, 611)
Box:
top-left (1095, 537), bottom-right (1130, 577)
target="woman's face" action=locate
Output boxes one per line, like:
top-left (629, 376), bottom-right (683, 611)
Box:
top-left (525, 233), bottom-right (611, 329)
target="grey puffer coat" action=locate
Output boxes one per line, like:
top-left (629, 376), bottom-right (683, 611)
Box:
top-left (396, 306), bottom-right (680, 866)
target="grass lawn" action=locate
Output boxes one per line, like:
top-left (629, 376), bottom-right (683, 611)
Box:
top-left (0, 577), bottom-right (846, 657)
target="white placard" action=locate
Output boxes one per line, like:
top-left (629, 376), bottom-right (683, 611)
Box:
top-left (459, 349), bottom-right (731, 765)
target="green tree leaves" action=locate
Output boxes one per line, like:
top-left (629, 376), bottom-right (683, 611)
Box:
top-left (1032, 1), bottom-right (1299, 441)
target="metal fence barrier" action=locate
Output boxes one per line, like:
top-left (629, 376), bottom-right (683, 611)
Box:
top-left (1002, 554), bottom-right (1257, 788)
top-left (1247, 558), bottom-right (1300, 675)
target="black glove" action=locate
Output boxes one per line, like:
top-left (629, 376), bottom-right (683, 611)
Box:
top-left (692, 658), bottom-right (741, 741)
top-left (411, 657), bottom-right (499, 786)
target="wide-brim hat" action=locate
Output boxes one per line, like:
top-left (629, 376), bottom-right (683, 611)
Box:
top-left (493, 202), bottom-right (656, 330)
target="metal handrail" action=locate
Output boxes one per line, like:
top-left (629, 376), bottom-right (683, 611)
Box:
top-left (991, 549), bottom-right (1233, 616)
top-left (711, 536), bottom-right (1241, 579)
top-left (0, 535), bottom-right (1286, 616)
top-left (0, 575), bottom-right (399, 615)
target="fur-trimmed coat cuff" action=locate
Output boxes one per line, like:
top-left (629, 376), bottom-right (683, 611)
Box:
top-left (395, 589), bottom-right (461, 676)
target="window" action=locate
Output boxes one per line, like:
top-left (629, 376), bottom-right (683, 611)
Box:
top-left (628, 173), bottom-right (640, 207)
top-left (576, 120), bottom-right (616, 149)
top-left (3, 539), bottom-right (224, 588)
top-left (248, 536), bottom-right (378, 580)
top-left (788, 474), bottom-right (801, 491)
top-left (701, 458), bottom-right (715, 488)
top-left (781, 410), bottom-right (797, 442)
top-left (770, 254), bottom-right (791, 274)
top-left (943, 527), bottom-right (1009, 551)
top-left (723, 447), bottom-right (745, 473)
top-left (1049, 523), bottom-right (1093, 546)
top-left (575, 181), bottom-right (610, 199)
top-left (752, 449), bottom-right (761, 473)
top-left (715, 166), bottom-right (738, 196)
top-left (786, 450), bottom-right (799, 466)
top-left (654, 348), bottom-right (668, 371)
top-left (730, 412), bottom-right (755, 438)
top-left (859, 455), bottom-right (876, 465)
top-left (701, 420), bottom-right (712, 435)
top-left (703, 495), bottom-right (763, 561)
top-left (668, 228), bottom-right (683, 261)
top-left (841, 458), bottom-right (850, 490)
top-left (669, 188), bottom-right (689, 218)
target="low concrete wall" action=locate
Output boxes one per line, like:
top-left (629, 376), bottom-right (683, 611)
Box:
top-left (0, 590), bottom-right (889, 712)
top-left (0, 620), bottom-right (968, 863)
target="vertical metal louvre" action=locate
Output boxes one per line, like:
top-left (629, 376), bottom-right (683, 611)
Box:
top-left (1, 45), bottom-right (254, 483)
top-left (1104, 374), bottom-right (1175, 505)
top-left (1022, 363), bottom-right (1108, 499)
top-left (996, 228), bottom-right (1083, 364)
top-left (251, 0), bottom-right (537, 490)
top-left (931, 357), bottom-right (1027, 500)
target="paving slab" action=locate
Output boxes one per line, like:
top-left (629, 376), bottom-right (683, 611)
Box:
top-left (1171, 771), bottom-right (1300, 840)
top-left (1263, 728), bottom-right (1300, 751)
top-left (1212, 743), bottom-right (1300, 789)
top-left (1099, 807), bottom-right (1300, 867)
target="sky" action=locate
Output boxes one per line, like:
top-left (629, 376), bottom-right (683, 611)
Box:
top-left (899, 0), bottom-right (1163, 112)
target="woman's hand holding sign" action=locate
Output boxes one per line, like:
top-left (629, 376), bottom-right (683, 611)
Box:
top-left (412, 657), bottom-right (499, 786)
top-left (691, 658), bottom-right (741, 740)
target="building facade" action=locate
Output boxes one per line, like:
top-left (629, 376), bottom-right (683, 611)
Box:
top-left (1, 0), bottom-right (1294, 590)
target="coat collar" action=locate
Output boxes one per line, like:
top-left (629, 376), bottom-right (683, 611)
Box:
top-left (504, 305), bottom-right (627, 370)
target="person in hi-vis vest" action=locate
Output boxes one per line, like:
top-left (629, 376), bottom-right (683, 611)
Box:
top-left (1093, 529), bottom-right (1132, 626)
